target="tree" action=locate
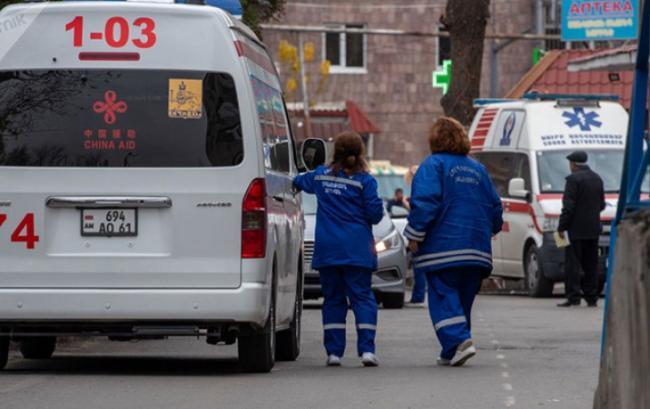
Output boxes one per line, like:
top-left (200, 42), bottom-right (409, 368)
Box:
top-left (277, 39), bottom-right (330, 103)
top-left (241, 0), bottom-right (286, 38)
top-left (440, 0), bottom-right (490, 126)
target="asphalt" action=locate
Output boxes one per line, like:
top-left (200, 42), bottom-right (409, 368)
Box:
top-left (0, 295), bottom-right (603, 409)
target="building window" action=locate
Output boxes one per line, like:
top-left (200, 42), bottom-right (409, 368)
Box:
top-left (437, 24), bottom-right (451, 67)
top-left (324, 24), bottom-right (367, 73)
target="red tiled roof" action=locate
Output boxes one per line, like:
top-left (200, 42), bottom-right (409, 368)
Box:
top-left (346, 100), bottom-right (382, 134)
top-left (506, 49), bottom-right (634, 108)
top-left (288, 100), bottom-right (381, 140)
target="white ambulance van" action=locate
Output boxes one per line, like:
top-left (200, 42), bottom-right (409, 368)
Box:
top-left (469, 94), bottom-right (629, 297)
top-left (0, 0), bottom-right (316, 373)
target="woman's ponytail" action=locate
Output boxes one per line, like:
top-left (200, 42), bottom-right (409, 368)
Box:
top-left (345, 155), bottom-right (357, 168)
top-left (330, 131), bottom-right (368, 175)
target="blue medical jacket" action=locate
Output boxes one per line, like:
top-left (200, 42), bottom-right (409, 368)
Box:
top-left (405, 154), bottom-right (503, 275)
top-left (294, 166), bottom-right (384, 271)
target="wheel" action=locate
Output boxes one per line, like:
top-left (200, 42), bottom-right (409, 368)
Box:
top-left (524, 245), bottom-right (554, 298)
top-left (20, 337), bottom-right (56, 360)
top-left (276, 267), bottom-right (303, 362)
top-left (238, 273), bottom-right (276, 373)
top-left (0, 329), bottom-right (9, 370)
top-left (381, 292), bottom-right (405, 309)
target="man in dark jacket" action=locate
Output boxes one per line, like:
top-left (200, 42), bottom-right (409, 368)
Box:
top-left (557, 151), bottom-right (606, 307)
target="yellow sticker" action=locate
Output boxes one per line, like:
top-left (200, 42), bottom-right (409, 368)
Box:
top-left (168, 79), bottom-right (203, 119)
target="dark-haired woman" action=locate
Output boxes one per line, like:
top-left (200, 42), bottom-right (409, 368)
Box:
top-left (405, 117), bottom-right (503, 367)
top-left (294, 132), bottom-right (384, 367)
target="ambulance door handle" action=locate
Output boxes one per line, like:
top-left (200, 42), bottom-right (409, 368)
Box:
top-left (46, 196), bottom-right (173, 209)
top-left (272, 195), bottom-right (285, 203)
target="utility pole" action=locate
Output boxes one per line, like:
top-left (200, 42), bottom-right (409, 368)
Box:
top-left (298, 33), bottom-right (313, 138)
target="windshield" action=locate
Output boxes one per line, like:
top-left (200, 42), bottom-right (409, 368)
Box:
top-left (374, 174), bottom-right (411, 200)
top-left (537, 150), bottom-right (623, 193)
top-left (0, 70), bottom-right (243, 167)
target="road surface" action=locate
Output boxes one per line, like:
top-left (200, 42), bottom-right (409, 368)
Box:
top-left (0, 295), bottom-right (602, 409)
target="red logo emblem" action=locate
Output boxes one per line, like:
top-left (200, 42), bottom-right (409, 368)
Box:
top-left (93, 90), bottom-right (128, 125)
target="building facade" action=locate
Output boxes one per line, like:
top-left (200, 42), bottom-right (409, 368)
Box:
top-left (262, 0), bottom-right (545, 166)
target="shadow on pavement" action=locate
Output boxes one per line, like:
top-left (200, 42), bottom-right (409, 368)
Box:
top-left (1, 355), bottom-right (246, 376)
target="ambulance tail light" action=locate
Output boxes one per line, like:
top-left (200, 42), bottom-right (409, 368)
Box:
top-left (242, 178), bottom-right (267, 259)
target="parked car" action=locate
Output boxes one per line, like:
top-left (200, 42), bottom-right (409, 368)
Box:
top-left (0, 0), bottom-right (309, 373)
top-left (301, 194), bottom-right (408, 309)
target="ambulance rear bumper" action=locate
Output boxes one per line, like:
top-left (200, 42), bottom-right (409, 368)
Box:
top-left (0, 283), bottom-right (271, 326)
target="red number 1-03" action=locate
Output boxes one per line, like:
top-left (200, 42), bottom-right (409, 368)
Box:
top-left (65, 16), bottom-right (84, 47)
top-left (65, 16), bottom-right (157, 49)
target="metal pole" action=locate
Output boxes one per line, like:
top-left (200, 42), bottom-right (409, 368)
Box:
top-left (551, 0), bottom-right (557, 25)
top-left (535, 0), bottom-right (545, 49)
top-left (490, 0), bottom-right (498, 98)
top-left (298, 33), bottom-right (312, 139)
top-left (261, 24), bottom-right (562, 41)
top-left (601, 0), bottom-right (650, 356)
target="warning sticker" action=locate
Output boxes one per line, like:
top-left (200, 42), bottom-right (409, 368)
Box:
top-left (168, 79), bottom-right (203, 119)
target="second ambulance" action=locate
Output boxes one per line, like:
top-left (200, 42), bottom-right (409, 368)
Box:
top-left (469, 94), bottom-right (629, 297)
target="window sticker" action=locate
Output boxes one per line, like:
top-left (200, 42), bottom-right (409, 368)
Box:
top-left (168, 79), bottom-right (203, 119)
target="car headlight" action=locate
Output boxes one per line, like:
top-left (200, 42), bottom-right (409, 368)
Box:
top-left (542, 217), bottom-right (559, 233)
top-left (375, 229), bottom-right (401, 253)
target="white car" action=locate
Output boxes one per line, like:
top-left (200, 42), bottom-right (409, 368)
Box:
top-left (301, 195), bottom-right (408, 309)
top-left (0, 0), bottom-right (314, 373)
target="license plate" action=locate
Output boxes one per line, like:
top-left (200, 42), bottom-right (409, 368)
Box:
top-left (81, 209), bottom-right (138, 237)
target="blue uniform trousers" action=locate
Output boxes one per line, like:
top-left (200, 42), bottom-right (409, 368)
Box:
top-left (410, 269), bottom-right (427, 303)
top-left (319, 266), bottom-right (378, 357)
top-left (426, 268), bottom-right (483, 360)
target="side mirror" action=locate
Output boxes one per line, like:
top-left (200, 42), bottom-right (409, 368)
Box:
top-left (508, 178), bottom-right (530, 201)
top-left (300, 138), bottom-right (327, 171)
top-left (390, 206), bottom-right (409, 219)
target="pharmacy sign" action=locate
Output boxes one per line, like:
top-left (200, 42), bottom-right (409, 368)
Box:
top-left (562, 0), bottom-right (639, 41)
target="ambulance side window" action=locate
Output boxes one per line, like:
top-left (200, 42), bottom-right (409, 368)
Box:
top-left (516, 155), bottom-right (532, 191)
top-left (473, 152), bottom-right (517, 197)
top-left (250, 76), bottom-right (291, 173)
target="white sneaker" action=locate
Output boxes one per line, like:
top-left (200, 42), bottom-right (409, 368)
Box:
top-left (436, 357), bottom-right (451, 366)
top-left (451, 339), bottom-right (477, 367)
top-left (361, 352), bottom-right (379, 367)
top-left (326, 355), bottom-right (342, 367)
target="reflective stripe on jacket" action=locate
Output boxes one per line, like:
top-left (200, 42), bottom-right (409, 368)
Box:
top-left (405, 153), bottom-right (503, 274)
top-left (294, 166), bottom-right (384, 270)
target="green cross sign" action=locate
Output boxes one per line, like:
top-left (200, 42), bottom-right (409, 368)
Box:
top-left (433, 60), bottom-right (452, 95)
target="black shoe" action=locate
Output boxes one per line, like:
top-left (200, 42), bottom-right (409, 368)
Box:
top-left (587, 302), bottom-right (598, 307)
top-left (557, 300), bottom-right (580, 307)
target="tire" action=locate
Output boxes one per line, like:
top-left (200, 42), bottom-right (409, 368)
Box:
top-left (381, 292), bottom-right (405, 309)
top-left (238, 273), bottom-right (277, 373)
top-left (0, 330), bottom-right (9, 370)
top-left (276, 268), bottom-right (303, 362)
top-left (524, 245), bottom-right (554, 298)
top-left (20, 337), bottom-right (56, 360)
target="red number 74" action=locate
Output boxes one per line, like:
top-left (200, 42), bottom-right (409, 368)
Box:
top-left (0, 213), bottom-right (40, 250)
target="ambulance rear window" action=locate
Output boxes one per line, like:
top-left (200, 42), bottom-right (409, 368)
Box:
top-left (0, 70), bottom-right (243, 167)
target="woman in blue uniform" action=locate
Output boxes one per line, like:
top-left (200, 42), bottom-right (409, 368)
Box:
top-left (405, 117), bottom-right (503, 367)
top-left (294, 132), bottom-right (384, 367)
